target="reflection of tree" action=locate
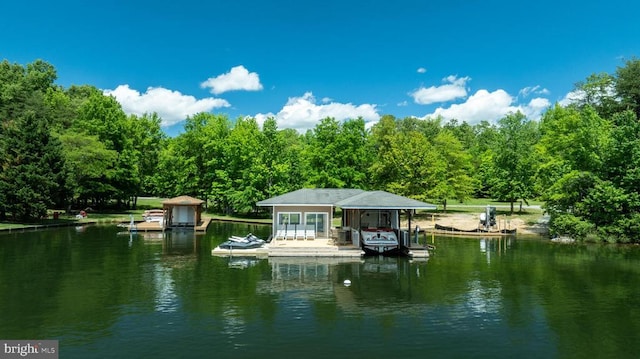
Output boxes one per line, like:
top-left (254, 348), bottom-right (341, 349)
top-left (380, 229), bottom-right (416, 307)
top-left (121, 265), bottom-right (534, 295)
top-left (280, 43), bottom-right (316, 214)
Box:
top-left (498, 241), bottom-right (640, 358)
top-left (0, 226), bottom-right (158, 341)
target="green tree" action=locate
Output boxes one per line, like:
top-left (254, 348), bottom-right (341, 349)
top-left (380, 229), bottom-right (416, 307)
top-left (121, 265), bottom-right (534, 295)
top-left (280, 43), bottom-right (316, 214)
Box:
top-left (257, 118), bottom-right (303, 199)
top-left (58, 132), bottom-right (118, 206)
top-left (572, 73), bottom-right (619, 119)
top-left (469, 121), bottom-right (499, 197)
top-left (0, 112), bottom-right (66, 220)
top-left (0, 59), bottom-right (68, 219)
top-left (430, 130), bottom-right (476, 210)
top-left (304, 117), bottom-right (372, 189)
top-left (370, 119), bottom-right (439, 201)
top-left (488, 112), bottom-right (539, 214)
top-left (126, 113), bottom-right (166, 199)
top-left (615, 58), bottom-right (640, 118)
top-left (223, 117), bottom-right (264, 213)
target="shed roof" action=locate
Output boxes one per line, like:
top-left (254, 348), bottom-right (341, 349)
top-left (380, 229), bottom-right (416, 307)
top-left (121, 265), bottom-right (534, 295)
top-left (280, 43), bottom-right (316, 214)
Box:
top-left (162, 195), bottom-right (205, 205)
top-left (257, 189), bottom-right (436, 210)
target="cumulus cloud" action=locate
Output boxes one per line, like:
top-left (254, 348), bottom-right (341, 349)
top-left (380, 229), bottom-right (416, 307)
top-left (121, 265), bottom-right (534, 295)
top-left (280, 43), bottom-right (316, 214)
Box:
top-left (422, 89), bottom-right (550, 124)
top-left (104, 85), bottom-right (230, 127)
top-left (411, 75), bottom-right (470, 105)
top-left (417, 67), bottom-right (427, 74)
top-left (522, 97), bottom-right (552, 119)
top-left (254, 92), bottom-right (380, 132)
top-left (200, 65), bottom-right (263, 95)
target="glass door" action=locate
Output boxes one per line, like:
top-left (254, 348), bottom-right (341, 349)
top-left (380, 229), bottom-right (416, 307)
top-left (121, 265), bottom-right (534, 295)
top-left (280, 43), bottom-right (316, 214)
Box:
top-left (305, 213), bottom-right (327, 238)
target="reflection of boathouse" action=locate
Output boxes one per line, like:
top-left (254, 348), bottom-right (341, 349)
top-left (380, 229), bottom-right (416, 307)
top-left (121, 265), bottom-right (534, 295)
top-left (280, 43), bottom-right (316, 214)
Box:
top-left (257, 189), bottom-right (436, 256)
top-left (256, 257), bottom-right (429, 315)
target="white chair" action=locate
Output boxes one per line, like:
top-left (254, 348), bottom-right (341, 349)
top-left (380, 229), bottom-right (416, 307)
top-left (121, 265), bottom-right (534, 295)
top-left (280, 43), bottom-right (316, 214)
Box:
top-left (305, 225), bottom-right (315, 240)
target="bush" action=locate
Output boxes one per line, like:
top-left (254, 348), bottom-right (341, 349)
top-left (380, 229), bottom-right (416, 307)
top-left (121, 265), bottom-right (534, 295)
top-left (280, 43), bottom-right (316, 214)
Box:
top-left (549, 213), bottom-right (596, 240)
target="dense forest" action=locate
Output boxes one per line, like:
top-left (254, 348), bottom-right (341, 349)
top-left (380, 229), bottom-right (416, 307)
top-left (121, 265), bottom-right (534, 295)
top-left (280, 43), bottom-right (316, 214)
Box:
top-left (2, 58), bottom-right (640, 243)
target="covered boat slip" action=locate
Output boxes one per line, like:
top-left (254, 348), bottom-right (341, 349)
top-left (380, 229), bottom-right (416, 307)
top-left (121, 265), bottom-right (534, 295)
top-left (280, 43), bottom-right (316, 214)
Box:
top-left (256, 189), bottom-right (436, 257)
top-left (130, 195), bottom-right (211, 232)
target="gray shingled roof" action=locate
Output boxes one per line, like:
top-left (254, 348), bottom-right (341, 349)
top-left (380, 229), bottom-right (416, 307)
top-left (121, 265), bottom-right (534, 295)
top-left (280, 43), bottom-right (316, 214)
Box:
top-left (256, 188), bottom-right (365, 206)
top-left (257, 188), bottom-right (436, 210)
top-left (336, 190), bottom-right (436, 209)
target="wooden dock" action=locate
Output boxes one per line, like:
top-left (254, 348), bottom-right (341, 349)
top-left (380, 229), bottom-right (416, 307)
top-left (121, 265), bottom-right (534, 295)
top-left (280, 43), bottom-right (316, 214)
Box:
top-left (212, 237), bottom-right (431, 259)
top-left (131, 218), bottom-right (212, 232)
top-left (212, 237), bottom-right (364, 258)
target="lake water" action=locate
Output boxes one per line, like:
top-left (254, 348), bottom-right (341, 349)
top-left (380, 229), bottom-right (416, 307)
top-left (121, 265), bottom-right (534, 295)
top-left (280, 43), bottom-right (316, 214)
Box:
top-left (1, 222), bottom-right (640, 358)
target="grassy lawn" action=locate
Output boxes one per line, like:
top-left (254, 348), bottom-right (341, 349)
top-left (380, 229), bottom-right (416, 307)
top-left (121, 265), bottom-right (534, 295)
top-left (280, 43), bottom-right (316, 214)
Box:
top-left (442, 197), bottom-right (544, 208)
top-left (136, 197), bottom-right (165, 209)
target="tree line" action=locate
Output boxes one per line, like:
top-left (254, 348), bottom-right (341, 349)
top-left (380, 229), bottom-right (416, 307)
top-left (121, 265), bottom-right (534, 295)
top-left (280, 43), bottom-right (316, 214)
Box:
top-left (2, 58), bottom-right (640, 243)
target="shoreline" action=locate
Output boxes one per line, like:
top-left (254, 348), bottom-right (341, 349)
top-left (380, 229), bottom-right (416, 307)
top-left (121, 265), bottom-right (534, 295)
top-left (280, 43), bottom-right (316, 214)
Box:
top-left (0, 213), bottom-right (549, 237)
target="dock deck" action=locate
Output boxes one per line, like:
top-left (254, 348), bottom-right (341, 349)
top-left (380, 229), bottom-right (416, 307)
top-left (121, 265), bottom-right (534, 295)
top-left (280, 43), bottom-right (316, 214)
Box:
top-left (212, 237), bottom-right (430, 259)
top-left (132, 218), bottom-right (212, 232)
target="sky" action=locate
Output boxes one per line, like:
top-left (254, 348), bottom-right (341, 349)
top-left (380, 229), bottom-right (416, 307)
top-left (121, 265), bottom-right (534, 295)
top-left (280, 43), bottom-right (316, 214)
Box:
top-left (2, 0), bottom-right (639, 136)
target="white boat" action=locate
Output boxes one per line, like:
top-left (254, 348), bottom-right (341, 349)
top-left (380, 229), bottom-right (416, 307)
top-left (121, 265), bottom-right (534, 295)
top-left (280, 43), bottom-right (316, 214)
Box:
top-left (143, 209), bottom-right (165, 223)
top-left (218, 233), bottom-right (266, 250)
top-left (360, 228), bottom-right (400, 255)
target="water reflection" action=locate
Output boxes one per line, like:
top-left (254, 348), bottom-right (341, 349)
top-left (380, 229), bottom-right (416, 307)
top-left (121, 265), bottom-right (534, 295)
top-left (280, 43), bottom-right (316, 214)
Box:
top-left (255, 256), bottom-right (431, 317)
top-left (134, 230), bottom-right (202, 256)
top-left (227, 256), bottom-right (261, 269)
top-left (3, 225), bottom-right (640, 358)
top-left (479, 237), bottom-right (513, 264)
top-left (153, 263), bottom-right (179, 313)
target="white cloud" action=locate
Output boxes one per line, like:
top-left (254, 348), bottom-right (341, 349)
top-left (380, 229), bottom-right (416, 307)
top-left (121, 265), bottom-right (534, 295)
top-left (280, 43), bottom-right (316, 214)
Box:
top-left (200, 65), bottom-right (263, 95)
top-left (417, 67), bottom-right (427, 74)
top-left (558, 83), bottom-right (616, 107)
top-left (411, 75), bottom-right (470, 105)
top-left (519, 85), bottom-right (550, 98)
top-left (422, 89), bottom-right (550, 124)
top-left (558, 90), bottom-right (583, 106)
top-left (254, 92), bottom-right (380, 132)
top-left (522, 97), bottom-right (552, 119)
top-left (104, 85), bottom-right (230, 127)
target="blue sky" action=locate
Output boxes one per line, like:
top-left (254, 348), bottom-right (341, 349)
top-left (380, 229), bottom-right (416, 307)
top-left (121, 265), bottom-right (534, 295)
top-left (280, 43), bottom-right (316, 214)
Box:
top-left (2, 0), bottom-right (639, 136)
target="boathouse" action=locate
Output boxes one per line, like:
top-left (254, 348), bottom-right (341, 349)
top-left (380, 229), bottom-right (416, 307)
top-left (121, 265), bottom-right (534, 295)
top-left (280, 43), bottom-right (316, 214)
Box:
top-left (257, 189), bottom-right (437, 253)
top-left (162, 195), bottom-right (205, 229)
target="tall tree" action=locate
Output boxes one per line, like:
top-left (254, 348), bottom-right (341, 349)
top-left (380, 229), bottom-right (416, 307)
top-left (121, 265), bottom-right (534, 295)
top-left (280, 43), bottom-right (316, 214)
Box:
top-left (258, 118), bottom-right (303, 199)
top-left (0, 112), bottom-right (66, 220)
top-left (126, 113), bottom-right (166, 199)
top-left (58, 132), bottom-right (117, 206)
top-left (615, 58), bottom-right (640, 118)
top-left (370, 125), bottom-right (439, 201)
top-left (303, 117), bottom-right (372, 189)
top-left (430, 130), bottom-right (476, 210)
top-left (489, 112), bottom-right (539, 214)
top-left (223, 117), bottom-right (264, 213)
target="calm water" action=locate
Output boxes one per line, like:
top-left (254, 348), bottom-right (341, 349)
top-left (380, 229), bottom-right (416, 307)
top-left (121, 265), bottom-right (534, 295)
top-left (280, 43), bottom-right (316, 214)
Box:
top-left (1, 223), bottom-right (640, 358)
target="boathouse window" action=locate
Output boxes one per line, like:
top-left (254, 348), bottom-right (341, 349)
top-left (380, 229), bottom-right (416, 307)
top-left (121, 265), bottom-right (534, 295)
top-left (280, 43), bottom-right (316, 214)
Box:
top-left (277, 212), bottom-right (301, 228)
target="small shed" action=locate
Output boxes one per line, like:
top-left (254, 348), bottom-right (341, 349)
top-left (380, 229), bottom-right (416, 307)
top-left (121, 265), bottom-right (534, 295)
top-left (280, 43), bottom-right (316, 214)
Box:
top-left (162, 196), bottom-right (205, 229)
